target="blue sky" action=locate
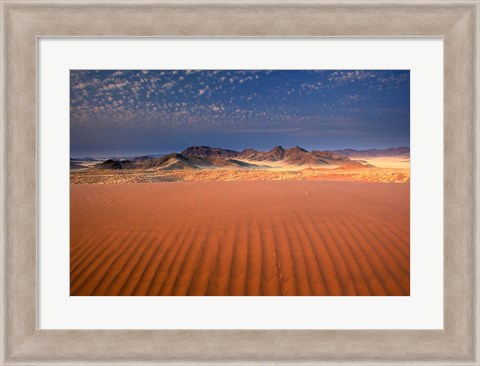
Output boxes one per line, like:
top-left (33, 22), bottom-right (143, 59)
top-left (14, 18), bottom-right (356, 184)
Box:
top-left (70, 70), bottom-right (410, 157)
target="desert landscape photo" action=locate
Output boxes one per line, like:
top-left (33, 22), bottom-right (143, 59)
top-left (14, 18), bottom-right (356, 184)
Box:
top-left (70, 70), bottom-right (410, 296)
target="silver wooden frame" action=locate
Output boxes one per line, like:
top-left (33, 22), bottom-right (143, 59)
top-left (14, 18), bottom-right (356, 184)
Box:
top-left (1, 1), bottom-right (479, 364)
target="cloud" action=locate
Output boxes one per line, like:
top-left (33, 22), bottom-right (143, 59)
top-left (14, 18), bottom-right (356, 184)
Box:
top-left (345, 94), bottom-right (363, 102)
top-left (208, 103), bottom-right (224, 112)
top-left (197, 86), bottom-right (209, 96)
top-left (301, 82), bottom-right (323, 92)
top-left (326, 70), bottom-right (409, 91)
top-left (238, 76), bottom-right (254, 84)
top-left (161, 81), bottom-right (175, 89)
top-left (70, 70), bottom-right (409, 143)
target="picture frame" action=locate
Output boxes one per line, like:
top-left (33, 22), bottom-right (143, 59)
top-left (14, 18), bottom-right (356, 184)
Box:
top-left (1, 0), bottom-right (478, 364)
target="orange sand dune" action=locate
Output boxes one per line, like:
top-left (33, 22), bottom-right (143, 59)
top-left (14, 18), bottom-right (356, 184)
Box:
top-left (70, 181), bottom-right (410, 296)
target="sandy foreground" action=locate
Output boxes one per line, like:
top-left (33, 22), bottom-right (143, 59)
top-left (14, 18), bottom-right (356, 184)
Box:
top-left (71, 181), bottom-right (410, 296)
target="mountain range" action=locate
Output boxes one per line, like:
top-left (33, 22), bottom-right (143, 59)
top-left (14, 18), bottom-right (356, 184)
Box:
top-left (325, 147), bottom-right (410, 158)
top-left (89, 146), bottom-right (402, 170)
top-left (86, 145), bottom-right (411, 171)
top-left (179, 145), bottom-right (359, 165)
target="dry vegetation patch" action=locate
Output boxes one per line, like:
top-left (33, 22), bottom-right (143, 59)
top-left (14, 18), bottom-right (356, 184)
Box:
top-left (71, 167), bottom-right (410, 184)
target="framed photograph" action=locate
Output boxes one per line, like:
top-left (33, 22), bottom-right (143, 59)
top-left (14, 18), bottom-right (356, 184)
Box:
top-left (1, 1), bottom-right (478, 365)
top-left (68, 68), bottom-right (411, 298)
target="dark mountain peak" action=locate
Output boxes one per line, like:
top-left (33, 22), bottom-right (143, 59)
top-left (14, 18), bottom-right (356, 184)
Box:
top-left (181, 146), bottom-right (239, 158)
top-left (239, 148), bottom-right (260, 160)
top-left (284, 146), bottom-right (309, 161)
top-left (180, 146), bottom-right (209, 156)
top-left (269, 146), bottom-right (285, 158)
top-left (185, 145), bottom-right (210, 150)
top-left (133, 155), bottom-right (154, 162)
top-left (97, 159), bottom-right (133, 170)
top-left (295, 146), bottom-right (308, 152)
top-left (286, 146), bottom-right (308, 153)
top-left (131, 153), bottom-right (190, 170)
top-left (241, 148), bottom-right (259, 154)
top-left (270, 145), bottom-right (285, 152)
top-left (163, 152), bottom-right (188, 162)
top-left (386, 146), bottom-right (410, 154)
top-left (145, 153), bottom-right (185, 165)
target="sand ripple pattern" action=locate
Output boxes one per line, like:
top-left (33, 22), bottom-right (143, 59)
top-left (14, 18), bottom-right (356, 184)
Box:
top-left (70, 181), bottom-right (410, 296)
